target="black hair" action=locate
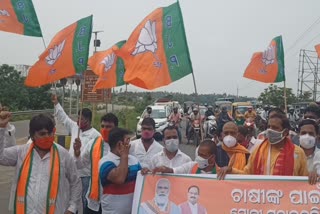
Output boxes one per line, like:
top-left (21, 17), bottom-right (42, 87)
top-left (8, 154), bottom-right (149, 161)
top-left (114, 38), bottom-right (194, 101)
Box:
top-left (78, 108), bottom-right (92, 122)
top-left (298, 119), bottom-right (319, 134)
top-left (101, 113), bottom-right (119, 127)
top-left (109, 128), bottom-right (130, 150)
top-left (188, 185), bottom-right (200, 194)
top-left (141, 117), bottom-right (156, 129)
top-left (199, 139), bottom-right (217, 156)
top-left (29, 114), bottom-right (55, 137)
top-left (268, 108), bottom-right (285, 116)
top-left (305, 105), bottom-right (320, 119)
top-left (238, 126), bottom-right (248, 136)
top-left (162, 126), bottom-right (178, 136)
top-left (268, 113), bottom-right (290, 130)
top-left (147, 107), bottom-right (152, 110)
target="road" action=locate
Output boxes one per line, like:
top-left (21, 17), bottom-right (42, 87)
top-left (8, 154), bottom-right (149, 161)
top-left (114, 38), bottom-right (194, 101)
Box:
top-left (0, 117), bottom-right (196, 213)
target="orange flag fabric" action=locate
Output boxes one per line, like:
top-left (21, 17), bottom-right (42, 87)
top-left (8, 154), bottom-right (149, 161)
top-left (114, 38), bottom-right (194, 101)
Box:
top-left (25, 15), bottom-right (92, 87)
top-left (115, 2), bottom-right (193, 90)
top-left (0, 0), bottom-right (42, 37)
top-left (88, 41), bottom-right (126, 90)
top-left (315, 44), bottom-right (320, 59)
top-left (243, 36), bottom-right (285, 83)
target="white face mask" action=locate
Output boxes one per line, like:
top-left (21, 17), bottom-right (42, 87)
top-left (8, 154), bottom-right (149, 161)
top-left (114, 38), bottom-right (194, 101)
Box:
top-left (266, 129), bottom-right (285, 145)
top-left (164, 139), bottom-right (179, 152)
top-left (223, 135), bottom-right (237, 148)
top-left (299, 134), bottom-right (316, 149)
top-left (195, 155), bottom-right (210, 169)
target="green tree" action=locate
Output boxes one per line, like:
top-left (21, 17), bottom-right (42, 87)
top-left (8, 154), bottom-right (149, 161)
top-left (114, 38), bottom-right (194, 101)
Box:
top-left (0, 64), bottom-right (52, 111)
top-left (297, 91), bottom-right (313, 102)
top-left (258, 84), bottom-right (296, 107)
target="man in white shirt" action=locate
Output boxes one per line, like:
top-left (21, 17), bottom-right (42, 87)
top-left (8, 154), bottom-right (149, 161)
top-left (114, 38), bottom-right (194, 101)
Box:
top-left (298, 119), bottom-right (320, 172)
top-left (74, 113), bottom-right (118, 213)
top-left (130, 118), bottom-right (163, 168)
top-left (0, 112), bottom-right (81, 214)
top-left (179, 185), bottom-right (207, 214)
top-left (149, 126), bottom-right (191, 170)
top-left (52, 94), bottom-right (100, 212)
top-left (153, 140), bottom-right (220, 175)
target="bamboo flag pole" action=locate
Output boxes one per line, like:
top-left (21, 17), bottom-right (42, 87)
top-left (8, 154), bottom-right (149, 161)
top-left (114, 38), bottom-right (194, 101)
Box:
top-left (283, 80), bottom-right (288, 114)
top-left (78, 73), bottom-right (86, 138)
top-left (191, 71), bottom-right (204, 142)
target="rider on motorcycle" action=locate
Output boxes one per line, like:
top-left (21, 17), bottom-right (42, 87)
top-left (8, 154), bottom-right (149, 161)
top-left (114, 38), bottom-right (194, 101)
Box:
top-left (244, 107), bottom-right (257, 120)
top-left (205, 106), bottom-right (214, 120)
top-left (169, 107), bottom-right (182, 141)
top-left (187, 107), bottom-right (202, 141)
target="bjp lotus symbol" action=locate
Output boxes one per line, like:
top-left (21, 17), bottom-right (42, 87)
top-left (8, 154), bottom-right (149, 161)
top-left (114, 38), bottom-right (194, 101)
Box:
top-left (46, 40), bottom-right (66, 66)
top-left (101, 53), bottom-right (115, 72)
top-left (260, 45), bottom-right (276, 74)
top-left (132, 20), bottom-right (161, 68)
top-left (45, 40), bottom-right (66, 74)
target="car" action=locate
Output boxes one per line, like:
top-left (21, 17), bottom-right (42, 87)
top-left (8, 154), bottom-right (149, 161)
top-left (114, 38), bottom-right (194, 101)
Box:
top-left (136, 105), bottom-right (172, 138)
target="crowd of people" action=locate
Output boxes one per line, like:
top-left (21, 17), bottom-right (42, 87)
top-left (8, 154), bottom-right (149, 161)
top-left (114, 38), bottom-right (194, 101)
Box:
top-left (0, 96), bottom-right (320, 214)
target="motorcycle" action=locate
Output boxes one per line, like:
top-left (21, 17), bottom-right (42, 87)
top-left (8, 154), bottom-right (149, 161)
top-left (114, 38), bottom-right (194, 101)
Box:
top-left (204, 115), bottom-right (217, 138)
top-left (188, 119), bottom-right (201, 146)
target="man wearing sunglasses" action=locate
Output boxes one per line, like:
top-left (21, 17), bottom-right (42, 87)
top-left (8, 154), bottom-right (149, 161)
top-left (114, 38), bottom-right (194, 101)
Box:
top-left (73, 113), bottom-right (119, 214)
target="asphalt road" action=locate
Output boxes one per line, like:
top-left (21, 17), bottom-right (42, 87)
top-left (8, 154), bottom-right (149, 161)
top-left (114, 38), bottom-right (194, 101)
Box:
top-left (0, 116), bottom-right (196, 213)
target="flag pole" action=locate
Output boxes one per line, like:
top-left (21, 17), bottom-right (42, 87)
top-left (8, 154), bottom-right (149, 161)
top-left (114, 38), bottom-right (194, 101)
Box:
top-left (283, 80), bottom-right (288, 114)
top-left (78, 73), bottom-right (85, 138)
top-left (191, 71), bottom-right (204, 142)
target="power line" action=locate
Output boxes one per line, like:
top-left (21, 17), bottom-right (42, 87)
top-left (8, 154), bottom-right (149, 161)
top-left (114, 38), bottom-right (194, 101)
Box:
top-left (285, 15), bottom-right (320, 57)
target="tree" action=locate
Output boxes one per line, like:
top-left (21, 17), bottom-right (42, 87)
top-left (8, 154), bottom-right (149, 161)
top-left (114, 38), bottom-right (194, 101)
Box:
top-left (0, 64), bottom-right (52, 111)
top-left (258, 84), bottom-right (296, 107)
top-left (297, 91), bottom-right (313, 102)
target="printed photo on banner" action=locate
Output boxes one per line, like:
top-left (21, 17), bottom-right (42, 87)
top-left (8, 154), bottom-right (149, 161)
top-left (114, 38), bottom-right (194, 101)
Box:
top-left (132, 173), bottom-right (320, 214)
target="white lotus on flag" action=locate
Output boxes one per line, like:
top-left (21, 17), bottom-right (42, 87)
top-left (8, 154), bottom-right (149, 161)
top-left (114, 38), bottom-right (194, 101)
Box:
top-left (262, 46), bottom-right (275, 66)
top-left (0, 10), bottom-right (10, 16)
top-left (46, 40), bottom-right (66, 66)
top-left (101, 53), bottom-right (116, 72)
top-left (132, 20), bottom-right (158, 56)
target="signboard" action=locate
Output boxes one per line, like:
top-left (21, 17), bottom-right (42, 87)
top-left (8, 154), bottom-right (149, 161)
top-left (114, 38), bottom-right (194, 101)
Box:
top-left (82, 70), bottom-right (112, 103)
top-left (132, 173), bottom-right (320, 214)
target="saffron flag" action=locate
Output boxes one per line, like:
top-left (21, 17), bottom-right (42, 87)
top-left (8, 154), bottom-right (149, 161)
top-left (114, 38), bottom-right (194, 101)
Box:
top-left (315, 44), bottom-right (320, 59)
top-left (243, 36), bottom-right (285, 83)
top-left (0, 0), bottom-right (42, 37)
top-left (25, 15), bottom-right (93, 87)
top-left (115, 2), bottom-right (193, 90)
top-left (89, 40), bottom-right (126, 90)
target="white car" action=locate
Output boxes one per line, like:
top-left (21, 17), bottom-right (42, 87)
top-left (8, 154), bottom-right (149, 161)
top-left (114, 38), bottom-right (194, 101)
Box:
top-left (136, 105), bottom-right (172, 138)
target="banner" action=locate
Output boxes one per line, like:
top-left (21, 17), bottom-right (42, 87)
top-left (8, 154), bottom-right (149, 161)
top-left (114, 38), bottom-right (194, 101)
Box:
top-left (132, 173), bottom-right (320, 214)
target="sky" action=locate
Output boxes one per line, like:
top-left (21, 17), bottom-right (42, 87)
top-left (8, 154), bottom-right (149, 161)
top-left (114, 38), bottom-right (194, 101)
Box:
top-left (1, 0), bottom-right (320, 98)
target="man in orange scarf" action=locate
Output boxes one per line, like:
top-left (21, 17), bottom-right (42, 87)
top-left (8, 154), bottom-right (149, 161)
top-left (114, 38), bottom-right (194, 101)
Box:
top-left (0, 112), bottom-right (81, 214)
top-left (221, 122), bottom-right (250, 170)
top-left (218, 113), bottom-right (309, 179)
top-left (74, 113), bottom-right (118, 213)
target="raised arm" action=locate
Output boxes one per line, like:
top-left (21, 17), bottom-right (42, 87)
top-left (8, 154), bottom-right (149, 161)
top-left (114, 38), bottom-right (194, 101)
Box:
top-left (0, 111), bottom-right (18, 166)
top-left (52, 94), bottom-right (77, 133)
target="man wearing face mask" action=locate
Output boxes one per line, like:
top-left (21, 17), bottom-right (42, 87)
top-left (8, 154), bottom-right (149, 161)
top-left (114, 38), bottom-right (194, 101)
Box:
top-left (148, 126), bottom-right (191, 170)
top-left (99, 128), bottom-right (141, 214)
top-left (218, 113), bottom-right (308, 180)
top-left (139, 178), bottom-right (180, 214)
top-left (0, 113), bottom-right (81, 214)
top-left (73, 113), bottom-right (118, 213)
top-left (298, 119), bottom-right (320, 172)
top-left (153, 139), bottom-right (219, 174)
top-left (130, 118), bottom-right (163, 168)
top-left (222, 122), bottom-right (250, 170)
top-left (52, 94), bottom-right (101, 212)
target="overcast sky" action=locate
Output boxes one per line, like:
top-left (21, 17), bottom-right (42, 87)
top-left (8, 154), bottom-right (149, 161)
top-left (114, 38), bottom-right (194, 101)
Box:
top-left (1, 0), bottom-right (320, 98)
